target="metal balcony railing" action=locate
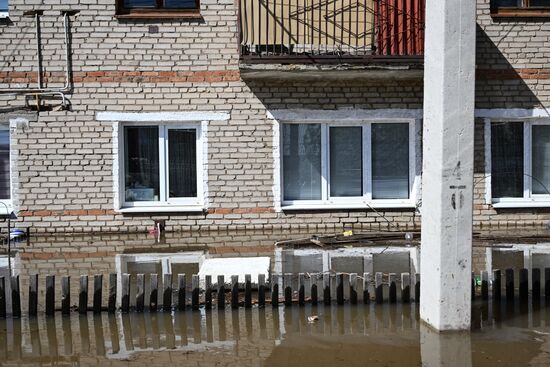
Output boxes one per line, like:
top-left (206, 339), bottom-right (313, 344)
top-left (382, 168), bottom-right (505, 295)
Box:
top-left (238, 0), bottom-right (425, 64)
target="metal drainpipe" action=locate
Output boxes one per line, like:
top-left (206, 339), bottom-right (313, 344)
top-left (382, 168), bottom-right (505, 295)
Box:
top-left (0, 11), bottom-right (72, 95)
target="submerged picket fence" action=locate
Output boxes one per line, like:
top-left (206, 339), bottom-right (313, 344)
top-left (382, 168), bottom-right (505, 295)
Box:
top-left (0, 267), bottom-right (547, 317)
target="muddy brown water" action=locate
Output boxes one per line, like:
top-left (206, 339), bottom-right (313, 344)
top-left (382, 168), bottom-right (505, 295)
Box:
top-left (1, 302), bottom-right (550, 366)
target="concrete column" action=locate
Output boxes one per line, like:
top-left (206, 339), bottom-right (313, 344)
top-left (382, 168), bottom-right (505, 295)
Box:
top-left (420, 0), bottom-right (476, 330)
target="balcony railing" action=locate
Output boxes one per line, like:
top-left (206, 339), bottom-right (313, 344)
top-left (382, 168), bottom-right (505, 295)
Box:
top-left (238, 0), bottom-right (425, 64)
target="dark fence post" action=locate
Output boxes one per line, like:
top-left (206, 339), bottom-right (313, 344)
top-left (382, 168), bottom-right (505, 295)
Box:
top-left (121, 273), bottom-right (130, 313)
top-left (323, 273), bottom-right (331, 306)
top-left (108, 273), bottom-right (117, 313)
top-left (205, 275), bottom-right (213, 310)
top-left (298, 273), bottom-right (305, 306)
top-left (481, 271), bottom-right (489, 301)
top-left (245, 274), bottom-right (252, 308)
top-left (79, 275), bottom-right (88, 315)
top-left (231, 275), bottom-right (239, 309)
top-left (519, 268), bottom-right (528, 302)
top-left (45, 275), bottom-right (55, 316)
top-left (0, 277), bottom-right (5, 318)
top-left (545, 268), bottom-right (550, 300)
top-left (192, 274), bottom-right (200, 311)
top-left (401, 273), bottom-right (410, 303)
top-left (415, 273), bottom-right (420, 303)
top-left (337, 273), bottom-right (344, 305)
top-left (533, 268), bottom-right (541, 302)
top-left (178, 274), bottom-right (186, 311)
top-left (11, 275), bottom-right (21, 318)
top-left (150, 273), bottom-right (158, 312)
top-left (375, 272), bottom-right (383, 304)
top-left (217, 275), bottom-right (225, 310)
top-left (389, 273), bottom-right (397, 304)
top-left (258, 274), bottom-right (266, 307)
top-left (93, 274), bottom-right (103, 314)
top-left (492, 269), bottom-right (501, 301)
top-left (350, 273), bottom-right (358, 305)
top-left (284, 273), bottom-right (292, 307)
top-left (29, 274), bottom-right (38, 317)
top-left (471, 271), bottom-right (475, 301)
top-left (311, 274), bottom-right (318, 305)
top-left (163, 273), bottom-right (172, 312)
top-left (505, 268), bottom-right (514, 302)
top-left (363, 273), bottom-right (370, 304)
top-left (271, 274), bottom-right (279, 307)
top-left (136, 274), bottom-right (145, 313)
top-left (61, 276), bottom-right (71, 315)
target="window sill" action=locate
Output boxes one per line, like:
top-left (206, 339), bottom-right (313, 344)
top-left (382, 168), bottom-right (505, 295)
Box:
top-left (115, 12), bottom-right (202, 20)
top-left (491, 9), bottom-right (550, 18)
top-left (281, 202), bottom-right (416, 211)
top-left (117, 206), bottom-right (205, 213)
top-left (0, 12), bottom-right (8, 19)
top-left (492, 201), bottom-right (550, 209)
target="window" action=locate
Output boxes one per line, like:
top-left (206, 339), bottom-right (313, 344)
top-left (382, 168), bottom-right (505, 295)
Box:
top-left (115, 0), bottom-right (200, 18)
top-left (281, 121), bottom-right (415, 208)
top-left (489, 120), bottom-right (550, 207)
top-left (0, 0), bottom-right (8, 18)
top-left (120, 123), bottom-right (203, 210)
top-left (491, 0), bottom-right (550, 17)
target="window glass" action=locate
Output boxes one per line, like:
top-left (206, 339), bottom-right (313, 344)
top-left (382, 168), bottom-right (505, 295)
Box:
top-left (0, 130), bottom-right (9, 200)
top-left (124, 126), bottom-right (160, 202)
top-left (372, 123), bottom-right (409, 199)
top-left (0, 0), bottom-right (7, 12)
top-left (491, 122), bottom-right (524, 198)
top-left (168, 129), bottom-right (197, 198)
top-left (123, 0), bottom-right (197, 9)
top-left (492, 0), bottom-right (522, 6)
top-left (532, 125), bottom-right (550, 195)
top-left (283, 124), bottom-right (322, 201)
top-left (330, 127), bottom-right (363, 197)
top-left (529, 0), bottom-right (550, 7)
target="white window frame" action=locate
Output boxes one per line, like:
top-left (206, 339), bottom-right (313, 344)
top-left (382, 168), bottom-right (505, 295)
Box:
top-left (119, 121), bottom-right (204, 211)
top-left (280, 119), bottom-right (416, 209)
top-left (485, 118), bottom-right (550, 208)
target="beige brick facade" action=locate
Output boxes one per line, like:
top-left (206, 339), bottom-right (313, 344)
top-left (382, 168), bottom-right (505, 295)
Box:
top-left (0, 0), bottom-right (549, 234)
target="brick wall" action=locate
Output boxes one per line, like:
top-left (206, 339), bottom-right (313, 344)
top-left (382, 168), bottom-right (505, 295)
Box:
top-left (0, 0), bottom-right (548, 234)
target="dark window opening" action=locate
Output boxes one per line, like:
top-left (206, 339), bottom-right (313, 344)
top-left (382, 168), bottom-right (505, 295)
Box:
top-left (116, 0), bottom-right (200, 18)
top-left (491, 0), bottom-right (550, 17)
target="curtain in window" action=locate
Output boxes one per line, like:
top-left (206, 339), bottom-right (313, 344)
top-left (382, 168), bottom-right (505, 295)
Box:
top-left (124, 126), bottom-right (160, 202)
top-left (168, 129), bottom-right (197, 198)
top-left (283, 124), bottom-right (322, 201)
top-left (372, 123), bottom-right (409, 199)
top-left (491, 122), bottom-right (523, 198)
top-left (532, 125), bottom-right (550, 195)
top-left (330, 127), bottom-right (363, 197)
top-left (0, 130), bottom-right (9, 200)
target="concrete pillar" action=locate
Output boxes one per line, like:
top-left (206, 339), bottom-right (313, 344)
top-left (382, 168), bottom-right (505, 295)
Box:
top-left (420, 0), bottom-right (476, 330)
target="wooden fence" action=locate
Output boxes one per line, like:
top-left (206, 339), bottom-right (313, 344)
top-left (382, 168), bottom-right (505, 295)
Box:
top-left (0, 267), bottom-right (547, 317)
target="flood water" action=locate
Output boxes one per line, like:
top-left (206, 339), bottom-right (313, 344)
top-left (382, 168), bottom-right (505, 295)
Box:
top-left (1, 301), bottom-right (550, 366)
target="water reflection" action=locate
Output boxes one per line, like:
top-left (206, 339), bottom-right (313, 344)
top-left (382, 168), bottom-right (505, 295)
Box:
top-left (0, 303), bottom-right (548, 366)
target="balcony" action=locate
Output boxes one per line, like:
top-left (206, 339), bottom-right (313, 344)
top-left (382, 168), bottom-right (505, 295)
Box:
top-left (238, 0), bottom-right (425, 69)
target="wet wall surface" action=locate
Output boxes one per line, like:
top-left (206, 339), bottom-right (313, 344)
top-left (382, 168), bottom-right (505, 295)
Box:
top-left (1, 302), bottom-right (550, 366)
